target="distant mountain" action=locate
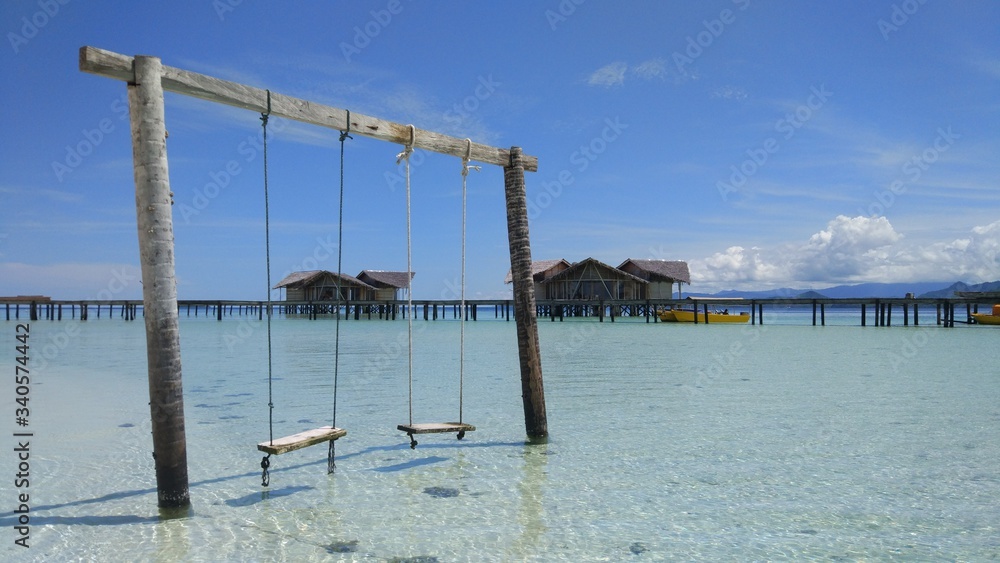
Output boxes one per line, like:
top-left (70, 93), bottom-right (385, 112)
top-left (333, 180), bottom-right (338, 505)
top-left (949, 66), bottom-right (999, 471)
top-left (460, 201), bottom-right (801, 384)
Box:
top-left (919, 280), bottom-right (1000, 298)
top-left (690, 287), bottom-right (804, 299)
top-left (818, 282), bottom-right (950, 298)
top-left (796, 290), bottom-right (827, 299)
top-left (689, 281), bottom-right (999, 300)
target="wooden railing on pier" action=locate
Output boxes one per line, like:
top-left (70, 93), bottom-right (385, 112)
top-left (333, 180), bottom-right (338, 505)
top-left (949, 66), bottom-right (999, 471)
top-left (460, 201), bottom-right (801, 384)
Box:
top-left (3, 296), bottom-right (999, 327)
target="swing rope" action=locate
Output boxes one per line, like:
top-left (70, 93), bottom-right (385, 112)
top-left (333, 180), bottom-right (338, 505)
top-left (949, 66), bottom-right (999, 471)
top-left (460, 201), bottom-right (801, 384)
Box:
top-left (328, 112), bottom-right (352, 474)
top-left (459, 139), bottom-right (480, 424)
top-left (396, 125), bottom-right (415, 426)
top-left (260, 90), bottom-right (274, 487)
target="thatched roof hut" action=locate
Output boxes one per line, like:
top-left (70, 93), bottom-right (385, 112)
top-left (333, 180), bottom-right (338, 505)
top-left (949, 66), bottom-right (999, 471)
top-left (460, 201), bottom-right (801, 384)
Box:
top-left (617, 259), bottom-right (690, 298)
top-left (503, 259), bottom-right (571, 285)
top-left (542, 258), bottom-right (648, 300)
top-left (503, 257), bottom-right (691, 300)
top-left (357, 270), bottom-right (414, 301)
top-left (272, 270), bottom-right (375, 301)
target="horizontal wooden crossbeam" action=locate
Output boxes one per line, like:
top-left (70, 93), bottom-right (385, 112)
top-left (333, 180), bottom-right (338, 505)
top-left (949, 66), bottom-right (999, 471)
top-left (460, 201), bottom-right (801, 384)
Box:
top-left (79, 46), bottom-right (538, 171)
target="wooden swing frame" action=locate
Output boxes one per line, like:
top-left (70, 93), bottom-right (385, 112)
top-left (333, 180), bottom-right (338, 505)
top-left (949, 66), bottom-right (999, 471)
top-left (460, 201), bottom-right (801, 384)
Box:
top-left (79, 46), bottom-right (547, 504)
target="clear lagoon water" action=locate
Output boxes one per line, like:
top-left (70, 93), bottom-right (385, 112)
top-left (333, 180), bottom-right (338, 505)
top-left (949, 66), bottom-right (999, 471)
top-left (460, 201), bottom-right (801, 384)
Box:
top-left (2, 308), bottom-right (999, 561)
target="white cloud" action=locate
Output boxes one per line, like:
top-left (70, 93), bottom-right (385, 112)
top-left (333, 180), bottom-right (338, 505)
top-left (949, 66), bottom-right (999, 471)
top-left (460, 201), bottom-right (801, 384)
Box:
top-left (690, 216), bottom-right (1000, 291)
top-left (973, 57), bottom-right (1000, 80)
top-left (589, 59), bottom-right (692, 87)
top-left (587, 62), bottom-right (628, 87)
top-left (632, 59), bottom-right (667, 81)
top-left (696, 245), bottom-right (781, 284)
top-left (710, 85), bottom-right (748, 101)
top-left (790, 215), bottom-right (902, 281)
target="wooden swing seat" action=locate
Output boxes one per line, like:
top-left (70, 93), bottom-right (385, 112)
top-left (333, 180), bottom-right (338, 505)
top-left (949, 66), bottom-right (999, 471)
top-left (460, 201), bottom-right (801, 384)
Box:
top-left (397, 422), bottom-right (475, 443)
top-left (398, 422), bottom-right (475, 435)
top-left (257, 426), bottom-right (346, 456)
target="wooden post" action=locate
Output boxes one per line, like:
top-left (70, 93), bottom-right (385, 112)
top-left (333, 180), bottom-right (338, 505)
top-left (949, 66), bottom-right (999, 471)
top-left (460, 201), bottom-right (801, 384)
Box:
top-left (504, 147), bottom-right (547, 440)
top-left (129, 55), bottom-right (190, 509)
top-left (861, 303), bottom-right (866, 326)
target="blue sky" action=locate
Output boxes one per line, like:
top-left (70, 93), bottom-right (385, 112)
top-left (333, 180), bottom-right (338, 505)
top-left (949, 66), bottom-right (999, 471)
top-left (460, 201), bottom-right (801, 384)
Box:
top-left (2, 0), bottom-right (999, 300)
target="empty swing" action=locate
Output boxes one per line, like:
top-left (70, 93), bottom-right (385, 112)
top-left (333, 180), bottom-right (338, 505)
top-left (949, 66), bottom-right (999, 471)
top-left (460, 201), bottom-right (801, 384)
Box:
top-left (396, 131), bottom-right (478, 448)
top-left (255, 93), bottom-right (348, 485)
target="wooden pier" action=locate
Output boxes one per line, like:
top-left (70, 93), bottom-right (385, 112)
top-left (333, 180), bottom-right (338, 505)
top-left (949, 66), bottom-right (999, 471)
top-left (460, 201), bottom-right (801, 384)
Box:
top-left (3, 296), bottom-right (998, 327)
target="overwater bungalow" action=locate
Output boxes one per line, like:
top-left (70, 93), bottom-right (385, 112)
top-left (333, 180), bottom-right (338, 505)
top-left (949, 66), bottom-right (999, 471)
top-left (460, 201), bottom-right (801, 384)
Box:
top-left (617, 259), bottom-right (690, 299)
top-left (541, 258), bottom-right (647, 300)
top-left (273, 270), bottom-right (413, 302)
top-left (356, 270), bottom-right (414, 301)
top-left (272, 270), bottom-right (375, 301)
top-left (504, 258), bottom-right (690, 300)
top-left (502, 259), bottom-right (571, 298)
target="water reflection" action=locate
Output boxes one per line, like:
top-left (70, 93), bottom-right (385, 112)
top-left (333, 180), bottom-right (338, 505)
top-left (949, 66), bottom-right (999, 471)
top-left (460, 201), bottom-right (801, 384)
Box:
top-left (509, 441), bottom-right (548, 560)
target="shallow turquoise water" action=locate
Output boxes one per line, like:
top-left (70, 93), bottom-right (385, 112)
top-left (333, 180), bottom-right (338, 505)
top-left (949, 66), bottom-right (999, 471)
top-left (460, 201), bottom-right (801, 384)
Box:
top-left (2, 311), bottom-right (998, 561)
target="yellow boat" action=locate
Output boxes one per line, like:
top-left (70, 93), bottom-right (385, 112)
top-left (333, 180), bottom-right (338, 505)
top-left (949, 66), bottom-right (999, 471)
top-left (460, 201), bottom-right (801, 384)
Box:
top-left (657, 310), bottom-right (677, 322)
top-left (659, 309), bottom-right (750, 323)
top-left (971, 304), bottom-right (1000, 325)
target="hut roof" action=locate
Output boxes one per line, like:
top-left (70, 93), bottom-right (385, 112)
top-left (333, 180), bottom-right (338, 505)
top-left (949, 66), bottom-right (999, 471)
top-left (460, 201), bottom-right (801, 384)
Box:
top-left (357, 270), bottom-right (414, 289)
top-left (617, 259), bottom-right (691, 284)
top-left (503, 259), bottom-right (572, 284)
top-left (272, 270), bottom-right (373, 290)
top-left (545, 257), bottom-right (648, 284)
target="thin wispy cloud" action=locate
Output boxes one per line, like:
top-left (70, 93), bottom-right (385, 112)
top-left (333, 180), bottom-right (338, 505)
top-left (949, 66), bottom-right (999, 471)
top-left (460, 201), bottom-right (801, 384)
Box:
top-left (972, 57), bottom-right (1000, 80)
top-left (632, 59), bottom-right (667, 81)
top-left (588, 62), bottom-right (628, 87)
top-left (588, 58), bottom-right (691, 87)
top-left (711, 85), bottom-right (748, 101)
